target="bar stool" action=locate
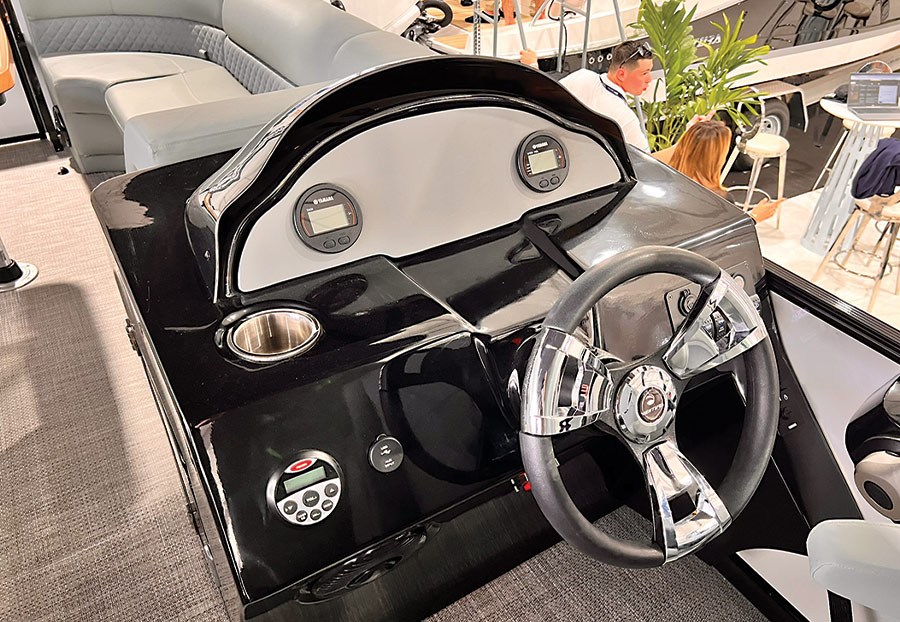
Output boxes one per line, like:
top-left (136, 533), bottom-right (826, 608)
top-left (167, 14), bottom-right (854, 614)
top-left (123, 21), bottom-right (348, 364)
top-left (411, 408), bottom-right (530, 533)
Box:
top-left (812, 194), bottom-right (900, 312)
top-left (722, 129), bottom-right (790, 228)
top-left (0, 232), bottom-right (38, 293)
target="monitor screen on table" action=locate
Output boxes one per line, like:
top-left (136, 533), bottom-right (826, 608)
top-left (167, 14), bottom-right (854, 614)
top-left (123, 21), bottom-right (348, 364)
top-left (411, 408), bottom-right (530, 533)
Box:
top-left (849, 74), bottom-right (900, 109)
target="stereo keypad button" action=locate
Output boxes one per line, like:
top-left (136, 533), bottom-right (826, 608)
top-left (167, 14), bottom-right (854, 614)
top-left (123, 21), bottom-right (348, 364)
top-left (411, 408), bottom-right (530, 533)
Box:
top-left (302, 491), bottom-right (320, 507)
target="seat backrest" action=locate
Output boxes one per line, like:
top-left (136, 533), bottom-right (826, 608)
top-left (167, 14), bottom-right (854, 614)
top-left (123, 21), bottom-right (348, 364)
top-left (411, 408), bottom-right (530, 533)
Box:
top-left (18, 0), bottom-right (224, 27)
top-left (19, 0), bottom-right (227, 62)
top-left (222, 0), bottom-right (428, 87)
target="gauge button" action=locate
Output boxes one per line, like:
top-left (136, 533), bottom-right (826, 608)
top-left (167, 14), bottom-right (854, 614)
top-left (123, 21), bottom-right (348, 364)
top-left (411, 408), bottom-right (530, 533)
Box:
top-left (302, 491), bottom-right (320, 507)
top-left (338, 235), bottom-right (351, 245)
top-left (323, 239), bottom-right (336, 249)
top-left (325, 483), bottom-right (339, 497)
top-left (539, 179), bottom-right (549, 188)
top-left (283, 500), bottom-right (298, 515)
top-left (550, 176), bottom-right (560, 185)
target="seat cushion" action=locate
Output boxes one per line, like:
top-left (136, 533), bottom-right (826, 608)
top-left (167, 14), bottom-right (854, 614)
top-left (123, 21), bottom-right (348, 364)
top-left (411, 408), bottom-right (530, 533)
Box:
top-left (745, 133), bottom-right (790, 158)
top-left (844, 1), bottom-right (873, 19)
top-left (808, 520), bottom-right (900, 616)
top-left (122, 82), bottom-right (327, 171)
top-left (105, 64), bottom-right (249, 130)
top-left (41, 52), bottom-right (219, 113)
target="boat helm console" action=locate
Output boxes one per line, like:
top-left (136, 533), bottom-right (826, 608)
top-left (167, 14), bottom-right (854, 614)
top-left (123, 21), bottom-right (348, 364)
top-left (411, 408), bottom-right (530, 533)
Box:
top-left (91, 56), bottom-right (869, 621)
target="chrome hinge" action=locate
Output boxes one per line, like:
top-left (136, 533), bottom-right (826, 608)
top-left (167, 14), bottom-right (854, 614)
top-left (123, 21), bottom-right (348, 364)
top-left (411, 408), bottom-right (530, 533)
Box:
top-left (186, 501), bottom-right (202, 535)
top-left (125, 319), bottom-right (141, 356)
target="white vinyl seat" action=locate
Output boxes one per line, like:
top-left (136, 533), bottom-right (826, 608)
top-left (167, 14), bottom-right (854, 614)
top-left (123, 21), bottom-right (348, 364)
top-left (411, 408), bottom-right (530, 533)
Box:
top-left (40, 52), bottom-right (225, 172)
top-left (20, 0), bottom-right (431, 172)
top-left (105, 65), bottom-right (250, 131)
top-left (807, 520), bottom-right (900, 616)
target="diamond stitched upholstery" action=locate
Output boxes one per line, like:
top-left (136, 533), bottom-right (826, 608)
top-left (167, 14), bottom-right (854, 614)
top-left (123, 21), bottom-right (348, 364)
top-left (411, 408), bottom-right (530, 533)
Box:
top-left (213, 39), bottom-right (292, 94)
top-left (33, 17), bottom-right (221, 57)
top-left (34, 16), bottom-right (291, 95)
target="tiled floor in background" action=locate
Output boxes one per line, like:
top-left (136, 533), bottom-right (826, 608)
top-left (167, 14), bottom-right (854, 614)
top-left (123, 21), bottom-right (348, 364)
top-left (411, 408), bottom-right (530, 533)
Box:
top-left (757, 190), bottom-right (900, 330)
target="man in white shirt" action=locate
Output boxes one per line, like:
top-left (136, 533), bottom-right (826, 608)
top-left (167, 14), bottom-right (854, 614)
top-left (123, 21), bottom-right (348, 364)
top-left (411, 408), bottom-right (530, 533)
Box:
top-left (558, 41), bottom-right (653, 151)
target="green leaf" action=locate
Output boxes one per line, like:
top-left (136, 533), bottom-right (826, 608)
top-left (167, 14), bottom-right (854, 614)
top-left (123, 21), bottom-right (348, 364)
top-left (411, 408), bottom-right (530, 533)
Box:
top-left (634, 1), bottom-right (767, 150)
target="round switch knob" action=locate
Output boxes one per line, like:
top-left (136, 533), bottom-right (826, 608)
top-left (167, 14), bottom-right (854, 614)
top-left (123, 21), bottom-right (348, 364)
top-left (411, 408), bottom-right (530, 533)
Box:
top-left (678, 291), bottom-right (696, 316)
top-left (368, 435), bottom-right (404, 473)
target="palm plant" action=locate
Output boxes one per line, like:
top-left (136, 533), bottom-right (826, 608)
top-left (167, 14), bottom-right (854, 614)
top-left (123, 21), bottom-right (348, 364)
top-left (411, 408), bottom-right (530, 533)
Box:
top-left (634, 0), bottom-right (770, 151)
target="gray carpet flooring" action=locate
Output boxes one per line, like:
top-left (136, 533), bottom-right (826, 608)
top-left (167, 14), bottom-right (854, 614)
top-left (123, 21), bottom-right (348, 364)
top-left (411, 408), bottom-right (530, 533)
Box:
top-left (428, 506), bottom-right (767, 622)
top-left (0, 142), bottom-right (227, 622)
top-left (0, 141), bottom-right (765, 622)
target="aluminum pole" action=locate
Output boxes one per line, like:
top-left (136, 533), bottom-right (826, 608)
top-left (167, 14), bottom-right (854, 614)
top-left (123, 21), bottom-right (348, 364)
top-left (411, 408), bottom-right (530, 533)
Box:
top-left (493, 1), bottom-right (500, 57)
top-left (581, 0), bottom-right (592, 68)
top-left (556, 0), bottom-right (566, 73)
top-left (512, 0), bottom-right (527, 49)
top-left (473, 0), bottom-right (481, 55)
top-left (610, 0), bottom-right (627, 41)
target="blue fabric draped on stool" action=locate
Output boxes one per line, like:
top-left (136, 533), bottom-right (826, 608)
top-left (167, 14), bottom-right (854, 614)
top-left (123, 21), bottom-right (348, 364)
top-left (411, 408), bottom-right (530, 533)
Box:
top-left (801, 99), bottom-right (900, 253)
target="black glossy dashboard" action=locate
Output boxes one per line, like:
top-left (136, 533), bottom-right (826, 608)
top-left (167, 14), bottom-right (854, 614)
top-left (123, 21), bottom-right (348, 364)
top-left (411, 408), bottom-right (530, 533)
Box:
top-left (91, 57), bottom-right (764, 620)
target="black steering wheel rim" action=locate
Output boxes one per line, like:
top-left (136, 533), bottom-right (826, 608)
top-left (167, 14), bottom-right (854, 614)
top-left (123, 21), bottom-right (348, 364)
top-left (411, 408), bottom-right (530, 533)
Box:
top-left (518, 246), bottom-right (778, 568)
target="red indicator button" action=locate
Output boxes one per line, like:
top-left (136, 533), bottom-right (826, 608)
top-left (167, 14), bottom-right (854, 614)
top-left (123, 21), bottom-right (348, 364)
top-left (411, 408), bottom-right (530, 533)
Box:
top-left (288, 458), bottom-right (315, 473)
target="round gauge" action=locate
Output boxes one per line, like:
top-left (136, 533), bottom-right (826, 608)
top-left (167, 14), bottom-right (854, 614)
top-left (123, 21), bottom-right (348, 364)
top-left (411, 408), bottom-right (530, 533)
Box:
top-left (268, 450), bottom-right (343, 527)
top-left (516, 132), bottom-right (569, 192)
top-left (293, 184), bottom-right (362, 253)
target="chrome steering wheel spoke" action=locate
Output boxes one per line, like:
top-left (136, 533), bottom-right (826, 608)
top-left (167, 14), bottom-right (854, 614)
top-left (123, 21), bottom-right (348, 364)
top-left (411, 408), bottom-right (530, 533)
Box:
top-left (520, 327), bottom-right (621, 436)
top-left (643, 436), bottom-right (731, 562)
top-left (518, 247), bottom-right (779, 568)
top-left (663, 271), bottom-right (767, 381)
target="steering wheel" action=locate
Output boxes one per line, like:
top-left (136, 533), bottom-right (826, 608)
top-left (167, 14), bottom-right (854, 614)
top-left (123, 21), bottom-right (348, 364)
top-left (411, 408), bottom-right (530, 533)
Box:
top-left (517, 246), bottom-right (778, 567)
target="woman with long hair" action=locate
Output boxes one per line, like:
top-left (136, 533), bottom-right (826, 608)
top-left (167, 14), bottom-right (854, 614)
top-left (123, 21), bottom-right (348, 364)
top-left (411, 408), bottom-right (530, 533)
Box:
top-left (661, 119), bottom-right (780, 223)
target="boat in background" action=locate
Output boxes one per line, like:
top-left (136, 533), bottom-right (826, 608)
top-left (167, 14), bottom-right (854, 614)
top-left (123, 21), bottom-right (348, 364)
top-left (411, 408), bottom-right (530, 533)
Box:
top-left (328, 0), bottom-right (456, 42)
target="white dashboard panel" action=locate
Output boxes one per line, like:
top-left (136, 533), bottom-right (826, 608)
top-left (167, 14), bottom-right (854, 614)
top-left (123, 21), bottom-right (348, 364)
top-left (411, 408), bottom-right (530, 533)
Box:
top-left (237, 106), bottom-right (622, 292)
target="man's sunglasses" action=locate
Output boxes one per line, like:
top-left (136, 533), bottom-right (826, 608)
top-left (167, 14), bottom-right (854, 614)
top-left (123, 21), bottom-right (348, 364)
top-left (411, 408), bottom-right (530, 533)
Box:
top-left (623, 42), bottom-right (653, 63)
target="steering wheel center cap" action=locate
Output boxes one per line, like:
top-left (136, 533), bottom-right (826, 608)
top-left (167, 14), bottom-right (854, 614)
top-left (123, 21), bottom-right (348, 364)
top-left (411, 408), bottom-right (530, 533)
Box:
top-left (615, 366), bottom-right (677, 443)
top-left (638, 387), bottom-right (666, 422)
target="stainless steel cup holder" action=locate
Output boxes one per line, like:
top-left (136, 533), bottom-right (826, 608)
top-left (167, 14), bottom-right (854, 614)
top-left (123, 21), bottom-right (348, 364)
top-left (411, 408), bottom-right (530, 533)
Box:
top-left (226, 308), bottom-right (321, 363)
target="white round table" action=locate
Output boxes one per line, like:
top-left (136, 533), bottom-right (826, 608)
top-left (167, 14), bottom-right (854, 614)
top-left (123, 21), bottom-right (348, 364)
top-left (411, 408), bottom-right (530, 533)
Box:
top-left (802, 99), bottom-right (900, 253)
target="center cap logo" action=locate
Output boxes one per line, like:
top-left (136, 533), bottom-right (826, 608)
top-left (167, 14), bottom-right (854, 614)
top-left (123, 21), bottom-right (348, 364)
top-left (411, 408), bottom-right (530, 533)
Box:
top-left (638, 387), bottom-right (666, 423)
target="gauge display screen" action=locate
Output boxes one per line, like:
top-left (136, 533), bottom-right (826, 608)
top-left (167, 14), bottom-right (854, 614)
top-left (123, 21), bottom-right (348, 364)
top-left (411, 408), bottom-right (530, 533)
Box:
top-left (283, 466), bottom-right (327, 494)
top-left (308, 204), bottom-right (351, 235)
top-left (527, 150), bottom-right (560, 175)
